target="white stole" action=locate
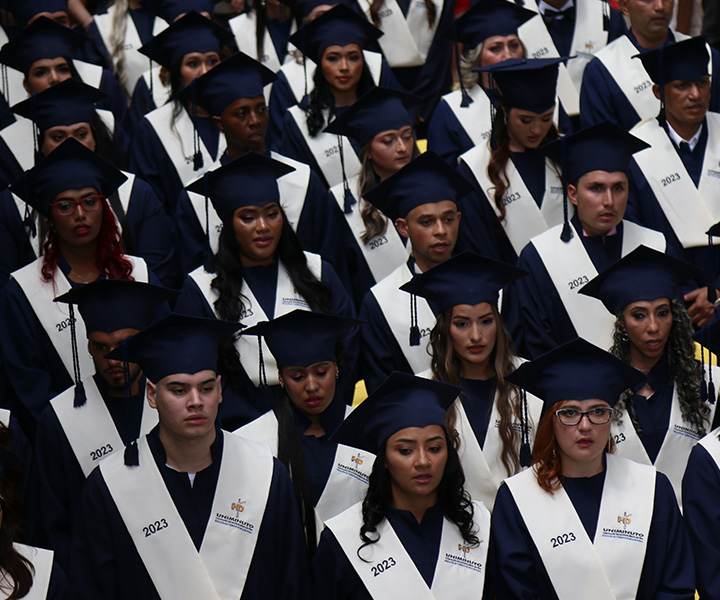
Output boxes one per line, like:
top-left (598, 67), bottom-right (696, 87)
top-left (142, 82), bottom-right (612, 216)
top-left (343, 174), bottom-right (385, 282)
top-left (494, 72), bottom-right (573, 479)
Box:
top-left (699, 428), bottom-right (720, 468)
top-left (229, 12), bottom-right (296, 73)
top-left (10, 256), bottom-right (148, 383)
top-left (370, 263), bottom-right (435, 374)
top-left (188, 252), bottom-right (322, 387)
top-left (10, 544), bottom-right (53, 600)
top-left (101, 431), bottom-right (273, 600)
top-left (140, 65), bottom-right (172, 109)
top-left (505, 454), bottom-right (655, 600)
top-left (530, 221), bottom-right (665, 349)
top-left (631, 113), bottom-right (720, 248)
top-left (439, 87), bottom-right (493, 149)
top-left (74, 60), bottom-right (104, 90)
top-left (51, 375), bottom-right (158, 477)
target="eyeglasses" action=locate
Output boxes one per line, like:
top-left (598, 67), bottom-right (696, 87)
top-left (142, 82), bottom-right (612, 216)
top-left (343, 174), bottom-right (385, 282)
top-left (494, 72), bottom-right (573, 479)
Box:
top-left (51, 194), bottom-right (104, 217)
top-left (554, 407), bottom-right (614, 426)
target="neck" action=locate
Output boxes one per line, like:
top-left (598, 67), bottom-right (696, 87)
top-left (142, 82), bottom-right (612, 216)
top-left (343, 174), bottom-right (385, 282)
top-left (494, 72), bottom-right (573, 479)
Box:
top-left (411, 252), bottom-right (436, 273)
top-left (130, 0), bottom-right (142, 8)
top-left (508, 138), bottom-right (526, 153)
top-left (667, 116), bottom-right (702, 143)
top-left (303, 419), bottom-right (326, 438)
top-left (461, 360), bottom-right (495, 381)
top-left (227, 142), bottom-right (266, 160)
top-left (266, 3), bottom-right (291, 19)
top-left (60, 242), bottom-right (100, 283)
top-left (332, 89), bottom-right (357, 109)
top-left (186, 102), bottom-right (210, 119)
top-left (629, 344), bottom-right (661, 374)
top-left (391, 485), bottom-right (437, 523)
top-left (159, 426), bottom-right (216, 474)
top-left (544, 0), bottom-right (568, 8)
top-left (561, 453), bottom-right (604, 478)
top-left (630, 27), bottom-right (668, 50)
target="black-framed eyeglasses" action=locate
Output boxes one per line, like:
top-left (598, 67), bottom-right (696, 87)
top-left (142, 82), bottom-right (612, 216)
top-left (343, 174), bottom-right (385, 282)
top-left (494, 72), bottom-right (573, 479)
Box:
top-left (554, 407), bottom-right (614, 426)
top-left (51, 194), bottom-right (104, 217)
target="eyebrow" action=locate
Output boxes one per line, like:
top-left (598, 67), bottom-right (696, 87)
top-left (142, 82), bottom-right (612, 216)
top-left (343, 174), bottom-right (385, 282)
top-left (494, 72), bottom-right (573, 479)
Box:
top-left (394, 435), bottom-right (445, 444)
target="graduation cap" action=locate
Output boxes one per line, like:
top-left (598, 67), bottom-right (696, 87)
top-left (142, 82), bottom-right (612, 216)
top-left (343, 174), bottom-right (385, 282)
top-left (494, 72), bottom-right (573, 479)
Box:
top-left (11, 78), bottom-right (107, 131)
top-left (285, 0), bottom-right (352, 19)
top-left (331, 371), bottom-right (460, 453)
top-left (400, 251), bottom-right (527, 313)
top-left (240, 310), bottom-right (363, 369)
top-left (537, 121), bottom-right (649, 242)
top-left (184, 51), bottom-right (277, 117)
top-left (8, 0), bottom-right (67, 27)
top-left (636, 36), bottom-right (709, 85)
top-left (152, 0), bottom-right (215, 22)
top-left (185, 151), bottom-right (294, 223)
top-left (453, 0), bottom-right (536, 48)
top-left (578, 245), bottom-right (699, 315)
top-left (0, 16), bottom-right (88, 74)
top-left (364, 150), bottom-right (474, 222)
top-left (475, 57), bottom-right (563, 113)
top-left (105, 313), bottom-right (242, 384)
top-left (10, 138), bottom-right (127, 217)
top-left (504, 338), bottom-right (646, 415)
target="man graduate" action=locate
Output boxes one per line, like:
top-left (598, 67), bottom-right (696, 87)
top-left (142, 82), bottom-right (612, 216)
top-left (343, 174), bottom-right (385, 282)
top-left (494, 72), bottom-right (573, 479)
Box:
top-left (68, 314), bottom-right (311, 599)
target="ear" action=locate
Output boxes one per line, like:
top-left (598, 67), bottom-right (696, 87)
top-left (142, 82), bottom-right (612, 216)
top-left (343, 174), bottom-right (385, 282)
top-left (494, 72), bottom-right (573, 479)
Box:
top-left (395, 217), bottom-right (409, 239)
top-left (652, 84), bottom-right (660, 101)
top-left (216, 374), bottom-right (223, 405)
top-left (147, 381), bottom-right (158, 409)
top-left (212, 115), bottom-right (224, 133)
top-left (567, 183), bottom-right (579, 207)
top-left (22, 78), bottom-right (30, 94)
top-left (617, 0), bottom-right (630, 17)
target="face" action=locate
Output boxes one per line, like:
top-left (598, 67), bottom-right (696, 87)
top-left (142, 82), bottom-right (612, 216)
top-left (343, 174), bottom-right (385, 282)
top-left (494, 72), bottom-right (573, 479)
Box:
top-left (478, 35), bottom-right (523, 87)
top-left (552, 399), bottom-right (612, 472)
top-left (662, 76), bottom-right (711, 130)
top-left (279, 361), bottom-right (337, 419)
top-left (24, 57), bottom-right (72, 94)
top-left (449, 303), bottom-right (497, 377)
top-left (88, 329), bottom-right (142, 397)
top-left (619, 0), bottom-right (673, 42)
top-left (320, 44), bottom-right (363, 97)
top-left (42, 123), bottom-right (96, 155)
top-left (50, 186), bottom-right (104, 248)
top-left (367, 126), bottom-right (414, 181)
top-left (148, 370), bottom-right (222, 442)
top-left (28, 11), bottom-right (70, 26)
top-left (395, 200), bottom-right (460, 272)
top-left (385, 424), bottom-right (448, 506)
top-left (506, 107), bottom-right (555, 151)
top-left (179, 51), bottom-right (221, 88)
top-left (622, 298), bottom-right (673, 363)
top-left (568, 170), bottom-right (628, 237)
top-left (232, 202), bottom-right (283, 267)
top-left (215, 96), bottom-right (269, 155)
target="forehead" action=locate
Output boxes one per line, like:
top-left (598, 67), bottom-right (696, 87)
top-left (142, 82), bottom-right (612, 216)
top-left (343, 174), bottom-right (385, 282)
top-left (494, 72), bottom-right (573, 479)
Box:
top-left (405, 199), bottom-right (457, 219)
top-left (556, 399), bottom-right (612, 408)
top-left (157, 369), bottom-right (218, 386)
top-left (578, 170), bottom-right (628, 186)
top-left (225, 95), bottom-right (266, 110)
top-left (387, 424), bottom-right (446, 443)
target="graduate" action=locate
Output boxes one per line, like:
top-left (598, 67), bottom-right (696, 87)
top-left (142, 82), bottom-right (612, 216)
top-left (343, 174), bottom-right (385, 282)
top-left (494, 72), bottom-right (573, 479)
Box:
top-left (27, 280), bottom-right (174, 571)
top-left (313, 372), bottom-right (491, 599)
top-left (0, 79), bottom-right (176, 289)
top-left (235, 310), bottom-right (370, 555)
top-left (626, 37), bottom-right (720, 329)
top-left (173, 51), bottom-right (345, 281)
top-left (69, 314), bottom-right (311, 599)
top-left (359, 151), bottom-right (472, 392)
top-left (579, 0), bottom-right (720, 130)
top-left (492, 338), bottom-right (696, 599)
top-left (175, 151), bottom-right (358, 421)
top-left (426, 0), bottom-right (535, 166)
top-left (507, 122), bottom-right (669, 359)
top-left (0, 140), bottom-right (152, 432)
top-left (323, 87), bottom-right (418, 308)
top-left (402, 251), bottom-right (543, 509)
top-left (129, 12), bottom-right (234, 215)
top-left (456, 58), bottom-right (565, 264)
top-left (579, 246), bottom-right (719, 506)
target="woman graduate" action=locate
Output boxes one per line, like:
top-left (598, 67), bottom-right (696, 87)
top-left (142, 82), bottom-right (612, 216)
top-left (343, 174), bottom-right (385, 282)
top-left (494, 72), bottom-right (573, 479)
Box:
top-left (130, 11), bottom-right (234, 215)
top-left (456, 57), bottom-right (564, 264)
top-left (426, 0), bottom-right (535, 166)
top-left (323, 87), bottom-right (417, 308)
top-left (578, 245), bottom-right (719, 506)
top-left (235, 310), bottom-right (370, 555)
top-left (278, 4), bottom-right (383, 188)
top-left (0, 139), bottom-right (152, 430)
top-left (175, 151), bottom-right (357, 422)
top-left (313, 372), bottom-right (491, 599)
top-left (400, 251), bottom-right (543, 509)
top-left (491, 338), bottom-right (696, 599)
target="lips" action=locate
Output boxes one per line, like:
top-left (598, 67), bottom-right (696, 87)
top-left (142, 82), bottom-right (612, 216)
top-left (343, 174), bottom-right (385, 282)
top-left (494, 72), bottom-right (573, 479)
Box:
top-left (431, 242), bottom-right (449, 254)
top-left (414, 474), bottom-right (432, 484)
top-left (305, 396), bottom-right (323, 408)
top-left (253, 236), bottom-right (273, 248)
top-left (74, 225), bottom-right (91, 235)
top-left (576, 438), bottom-right (594, 448)
top-left (468, 345), bottom-right (486, 355)
top-left (185, 414), bottom-right (207, 425)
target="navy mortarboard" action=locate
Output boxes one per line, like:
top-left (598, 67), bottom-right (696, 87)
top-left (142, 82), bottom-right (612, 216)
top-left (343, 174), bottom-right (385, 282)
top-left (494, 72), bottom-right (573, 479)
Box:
top-left (635, 36), bottom-right (710, 85)
top-left (8, 0), bottom-right (67, 27)
top-left (452, 0), bottom-right (536, 48)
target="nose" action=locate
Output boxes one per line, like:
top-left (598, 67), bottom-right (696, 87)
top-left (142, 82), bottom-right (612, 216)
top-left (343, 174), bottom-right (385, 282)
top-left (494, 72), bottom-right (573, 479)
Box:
top-left (601, 187), bottom-right (614, 207)
top-left (339, 57), bottom-right (349, 71)
top-left (577, 413), bottom-right (593, 431)
top-left (199, 61), bottom-right (211, 76)
top-left (646, 315), bottom-right (660, 333)
top-left (433, 218), bottom-right (447, 237)
top-left (651, 0), bottom-right (664, 11)
top-left (469, 322), bottom-right (482, 342)
top-left (498, 44), bottom-right (512, 62)
top-left (74, 204), bottom-right (87, 220)
top-left (415, 448), bottom-right (431, 468)
top-left (305, 374), bottom-right (320, 392)
top-left (248, 109), bottom-right (261, 126)
top-left (187, 388), bottom-right (203, 408)
top-left (48, 68), bottom-right (59, 86)
top-left (687, 82), bottom-right (701, 99)
top-left (256, 215), bottom-right (271, 231)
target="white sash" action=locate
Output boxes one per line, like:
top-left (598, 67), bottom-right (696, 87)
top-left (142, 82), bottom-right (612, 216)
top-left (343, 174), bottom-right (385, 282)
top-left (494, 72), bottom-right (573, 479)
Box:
top-left (188, 252), bottom-right (322, 387)
top-left (357, 0), bottom-right (442, 68)
top-left (0, 409), bottom-right (9, 427)
top-left (0, 117), bottom-right (35, 172)
top-left (0, 64), bottom-right (28, 108)
top-left (699, 428), bottom-right (720, 468)
top-left (145, 103), bottom-right (227, 187)
top-left (631, 114), bottom-right (720, 248)
top-left (611, 365), bottom-right (719, 507)
top-left (101, 431), bottom-right (273, 600)
top-left (140, 65), bottom-right (172, 109)
top-left (233, 409), bottom-right (279, 454)
top-left (506, 454), bottom-right (654, 600)
top-left (10, 256), bottom-right (148, 382)
top-left (370, 263), bottom-right (435, 374)
top-left (531, 221), bottom-right (664, 349)
top-left (329, 176), bottom-right (408, 283)
top-left (74, 60), bottom-right (104, 90)
top-left (95, 8), bottom-right (168, 95)
top-left (287, 105), bottom-right (361, 188)
top-left (230, 12), bottom-right (285, 73)
top-left (460, 144), bottom-right (565, 255)
top-left (327, 500), bottom-right (489, 598)
top-left (440, 87), bottom-right (493, 148)
top-left (51, 375), bottom-right (158, 478)
top-left (11, 544), bottom-right (53, 600)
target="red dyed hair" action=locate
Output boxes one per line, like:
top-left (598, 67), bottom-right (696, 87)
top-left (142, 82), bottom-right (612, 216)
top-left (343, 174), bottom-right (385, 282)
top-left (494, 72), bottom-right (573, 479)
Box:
top-left (41, 199), bottom-right (134, 283)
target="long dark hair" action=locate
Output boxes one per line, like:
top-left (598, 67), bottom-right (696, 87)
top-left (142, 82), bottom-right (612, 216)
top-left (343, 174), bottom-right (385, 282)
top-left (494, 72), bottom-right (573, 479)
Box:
top-left (357, 434), bottom-right (479, 559)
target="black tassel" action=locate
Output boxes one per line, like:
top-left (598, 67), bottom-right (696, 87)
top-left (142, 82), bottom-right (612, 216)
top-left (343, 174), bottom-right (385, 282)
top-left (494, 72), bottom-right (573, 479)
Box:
top-left (701, 378), bottom-right (708, 403)
top-left (124, 441), bottom-right (139, 466)
top-left (520, 442), bottom-right (532, 468)
top-left (560, 221), bottom-right (573, 242)
top-left (193, 151), bottom-right (203, 170)
top-left (409, 292), bottom-right (420, 346)
top-left (73, 379), bottom-right (87, 408)
top-left (455, 41), bottom-right (472, 107)
top-left (559, 137), bottom-right (573, 242)
top-left (337, 135), bottom-right (355, 214)
top-left (709, 381), bottom-right (716, 404)
top-left (343, 187), bottom-right (356, 214)
top-left (409, 325), bottom-right (421, 347)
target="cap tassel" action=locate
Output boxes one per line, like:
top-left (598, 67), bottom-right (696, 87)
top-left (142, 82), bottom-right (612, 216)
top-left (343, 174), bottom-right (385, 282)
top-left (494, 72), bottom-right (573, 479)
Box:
top-left (190, 82), bottom-right (203, 171)
top-left (455, 41), bottom-right (472, 108)
top-left (700, 337), bottom-right (709, 403)
top-left (69, 304), bottom-right (87, 407)
top-left (519, 390), bottom-right (532, 467)
top-left (146, 52), bottom-right (154, 114)
top-left (124, 441), bottom-right (139, 466)
top-left (658, 47), bottom-right (666, 128)
top-left (409, 292), bottom-right (420, 346)
top-left (708, 230), bottom-right (717, 304)
top-left (337, 135), bottom-right (356, 214)
top-left (559, 137), bottom-right (573, 242)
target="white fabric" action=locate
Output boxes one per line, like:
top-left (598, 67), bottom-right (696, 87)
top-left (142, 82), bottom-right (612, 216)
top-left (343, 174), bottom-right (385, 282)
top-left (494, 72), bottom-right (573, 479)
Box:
top-left (440, 86), bottom-right (493, 149)
top-left (140, 65), bottom-right (172, 109)
top-left (11, 544), bottom-right (53, 600)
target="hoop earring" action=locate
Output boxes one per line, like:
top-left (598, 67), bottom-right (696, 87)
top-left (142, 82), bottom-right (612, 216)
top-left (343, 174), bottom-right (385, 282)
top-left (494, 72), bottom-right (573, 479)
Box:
top-left (335, 370), bottom-right (339, 380)
top-left (621, 331), bottom-right (629, 342)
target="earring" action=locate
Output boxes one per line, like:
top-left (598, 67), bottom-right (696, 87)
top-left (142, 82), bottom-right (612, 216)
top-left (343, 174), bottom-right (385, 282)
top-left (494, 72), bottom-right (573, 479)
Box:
top-left (335, 370), bottom-right (340, 380)
top-left (621, 331), bottom-right (629, 342)
top-left (279, 380), bottom-right (284, 389)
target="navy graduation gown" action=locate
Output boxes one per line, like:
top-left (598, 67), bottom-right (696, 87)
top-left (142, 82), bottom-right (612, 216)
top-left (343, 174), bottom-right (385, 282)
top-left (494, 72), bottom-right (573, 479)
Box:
top-left (490, 469), bottom-right (695, 599)
top-left (68, 427), bottom-right (311, 599)
top-left (426, 98), bottom-right (476, 167)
